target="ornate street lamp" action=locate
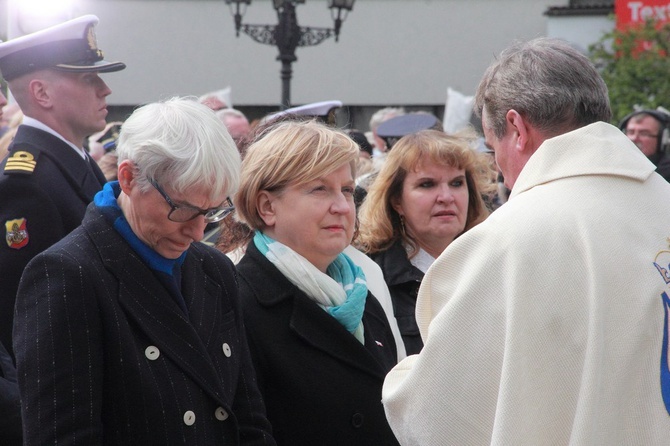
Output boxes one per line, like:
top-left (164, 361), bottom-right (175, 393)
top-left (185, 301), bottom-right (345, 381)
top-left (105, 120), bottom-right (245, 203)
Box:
top-left (225, 0), bottom-right (355, 110)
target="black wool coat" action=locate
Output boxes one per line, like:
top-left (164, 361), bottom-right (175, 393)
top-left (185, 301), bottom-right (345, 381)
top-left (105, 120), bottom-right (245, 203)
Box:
top-left (370, 240), bottom-right (425, 356)
top-left (0, 125), bottom-right (106, 358)
top-left (237, 242), bottom-right (400, 446)
top-left (13, 204), bottom-right (275, 445)
top-left (0, 340), bottom-right (21, 445)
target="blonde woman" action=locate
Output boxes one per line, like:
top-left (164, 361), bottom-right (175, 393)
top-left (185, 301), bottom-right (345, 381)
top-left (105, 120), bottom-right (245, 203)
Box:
top-left (235, 119), bottom-right (400, 446)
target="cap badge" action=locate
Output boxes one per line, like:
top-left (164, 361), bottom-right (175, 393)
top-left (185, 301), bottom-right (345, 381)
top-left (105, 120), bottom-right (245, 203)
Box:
top-left (5, 218), bottom-right (28, 249)
top-left (4, 151), bottom-right (36, 175)
top-left (85, 24), bottom-right (104, 59)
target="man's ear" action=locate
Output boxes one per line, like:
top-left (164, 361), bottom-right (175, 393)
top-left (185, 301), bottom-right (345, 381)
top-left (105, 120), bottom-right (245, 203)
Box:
top-left (256, 191), bottom-right (276, 227)
top-left (29, 79), bottom-right (52, 109)
top-left (117, 160), bottom-right (136, 194)
top-left (506, 109), bottom-right (543, 155)
top-left (505, 109), bottom-right (530, 154)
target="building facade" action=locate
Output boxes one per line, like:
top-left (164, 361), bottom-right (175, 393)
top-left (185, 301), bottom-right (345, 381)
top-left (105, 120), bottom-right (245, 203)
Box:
top-left (2, 0), bottom-right (615, 130)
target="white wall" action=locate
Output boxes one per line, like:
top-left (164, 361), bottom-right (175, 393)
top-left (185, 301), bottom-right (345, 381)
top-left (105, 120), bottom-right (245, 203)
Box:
top-left (4, 0), bottom-right (579, 108)
top-left (547, 14), bottom-right (614, 53)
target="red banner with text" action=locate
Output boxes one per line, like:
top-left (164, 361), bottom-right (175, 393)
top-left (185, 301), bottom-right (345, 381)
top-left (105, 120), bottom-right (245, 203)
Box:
top-left (616, 0), bottom-right (670, 28)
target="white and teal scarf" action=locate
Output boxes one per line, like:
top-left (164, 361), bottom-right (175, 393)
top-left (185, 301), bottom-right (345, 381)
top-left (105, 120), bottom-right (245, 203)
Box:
top-left (254, 231), bottom-right (367, 343)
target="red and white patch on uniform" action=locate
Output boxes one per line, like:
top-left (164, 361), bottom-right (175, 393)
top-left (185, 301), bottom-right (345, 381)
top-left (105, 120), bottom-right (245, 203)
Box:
top-left (5, 218), bottom-right (29, 249)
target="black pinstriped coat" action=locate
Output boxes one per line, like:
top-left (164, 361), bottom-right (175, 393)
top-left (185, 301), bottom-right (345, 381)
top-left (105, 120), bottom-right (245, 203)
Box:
top-left (0, 340), bottom-right (20, 445)
top-left (0, 125), bottom-right (106, 359)
top-left (13, 204), bottom-right (275, 445)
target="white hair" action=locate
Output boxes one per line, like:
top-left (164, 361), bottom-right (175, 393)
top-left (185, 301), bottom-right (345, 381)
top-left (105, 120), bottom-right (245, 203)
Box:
top-left (116, 97), bottom-right (240, 201)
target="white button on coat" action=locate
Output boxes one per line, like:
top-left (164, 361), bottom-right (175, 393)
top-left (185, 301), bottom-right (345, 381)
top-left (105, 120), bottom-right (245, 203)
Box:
top-left (145, 346), bottom-right (160, 360)
top-left (215, 407), bottom-right (229, 421)
top-left (222, 343), bottom-right (232, 357)
top-left (183, 410), bottom-right (196, 426)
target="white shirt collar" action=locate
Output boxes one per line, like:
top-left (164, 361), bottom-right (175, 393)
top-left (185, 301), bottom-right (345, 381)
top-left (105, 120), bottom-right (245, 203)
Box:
top-left (409, 247), bottom-right (436, 274)
top-left (21, 116), bottom-right (87, 159)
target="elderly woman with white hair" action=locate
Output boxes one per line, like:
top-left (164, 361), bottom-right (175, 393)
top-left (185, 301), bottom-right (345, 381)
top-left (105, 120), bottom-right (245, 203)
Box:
top-left (13, 98), bottom-right (276, 445)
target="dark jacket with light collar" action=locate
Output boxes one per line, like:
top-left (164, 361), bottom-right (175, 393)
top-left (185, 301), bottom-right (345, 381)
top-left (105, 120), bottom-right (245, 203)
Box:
top-left (0, 125), bottom-right (106, 359)
top-left (370, 239), bottom-right (425, 355)
top-left (13, 203), bottom-right (275, 445)
top-left (237, 241), bottom-right (399, 446)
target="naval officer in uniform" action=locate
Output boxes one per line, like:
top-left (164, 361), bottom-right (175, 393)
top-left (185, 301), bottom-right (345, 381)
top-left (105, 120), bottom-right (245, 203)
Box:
top-left (0, 15), bottom-right (125, 359)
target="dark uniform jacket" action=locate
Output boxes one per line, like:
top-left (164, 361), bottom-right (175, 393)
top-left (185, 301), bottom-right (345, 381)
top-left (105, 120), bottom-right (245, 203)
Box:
top-left (370, 240), bottom-right (424, 355)
top-left (0, 340), bottom-right (21, 445)
top-left (0, 125), bottom-right (106, 357)
top-left (13, 204), bottom-right (275, 445)
top-left (237, 242), bottom-right (400, 446)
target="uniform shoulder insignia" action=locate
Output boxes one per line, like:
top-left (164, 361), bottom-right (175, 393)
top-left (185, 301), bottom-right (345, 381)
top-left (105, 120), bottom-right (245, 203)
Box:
top-left (5, 218), bottom-right (29, 249)
top-left (4, 150), bottom-right (39, 175)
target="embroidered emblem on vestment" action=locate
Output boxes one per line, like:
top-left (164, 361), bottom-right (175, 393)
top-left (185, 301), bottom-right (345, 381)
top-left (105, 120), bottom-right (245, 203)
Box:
top-left (659, 292), bottom-right (670, 415)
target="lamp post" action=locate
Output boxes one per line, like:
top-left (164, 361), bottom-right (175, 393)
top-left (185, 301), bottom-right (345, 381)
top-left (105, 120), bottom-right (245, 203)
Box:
top-left (225, 0), bottom-right (355, 110)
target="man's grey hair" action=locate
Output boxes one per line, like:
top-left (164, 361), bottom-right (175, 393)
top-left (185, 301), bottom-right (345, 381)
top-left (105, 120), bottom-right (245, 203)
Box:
top-left (475, 37), bottom-right (611, 139)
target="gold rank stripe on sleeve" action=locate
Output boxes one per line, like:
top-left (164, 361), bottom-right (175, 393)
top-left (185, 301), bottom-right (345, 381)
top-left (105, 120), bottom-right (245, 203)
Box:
top-left (4, 151), bottom-right (37, 174)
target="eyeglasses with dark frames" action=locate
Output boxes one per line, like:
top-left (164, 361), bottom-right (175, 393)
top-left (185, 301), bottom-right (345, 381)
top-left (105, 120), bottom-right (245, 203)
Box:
top-left (149, 178), bottom-right (235, 223)
top-left (624, 129), bottom-right (658, 139)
